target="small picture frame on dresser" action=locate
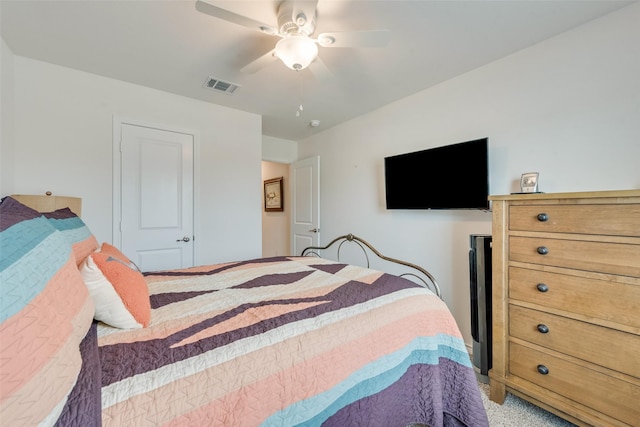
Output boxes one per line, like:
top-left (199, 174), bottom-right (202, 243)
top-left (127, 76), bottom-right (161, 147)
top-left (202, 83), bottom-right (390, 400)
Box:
top-left (520, 172), bottom-right (539, 193)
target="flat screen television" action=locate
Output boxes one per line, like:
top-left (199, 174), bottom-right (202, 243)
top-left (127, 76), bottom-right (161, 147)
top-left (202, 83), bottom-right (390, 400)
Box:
top-left (384, 138), bottom-right (489, 210)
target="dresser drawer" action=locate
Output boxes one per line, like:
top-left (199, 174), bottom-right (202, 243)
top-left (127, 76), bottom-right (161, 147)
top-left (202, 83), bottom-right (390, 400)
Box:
top-left (509, 267), bottom-right (640, 329)
top-left (509, 305), bottom-right (640, 377)
top-left (510, 204), bottom-right (640, 236)
top-left (509, 342), bottom-right (640, 426)
top-left (509, 236), bottom-right (640, 277)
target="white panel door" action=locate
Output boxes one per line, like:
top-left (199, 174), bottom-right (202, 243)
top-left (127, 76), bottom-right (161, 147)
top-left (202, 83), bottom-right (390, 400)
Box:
top-left (291, 156), bottom-right (320, 256)
top-left (120, 123), bottom-right (194, 272)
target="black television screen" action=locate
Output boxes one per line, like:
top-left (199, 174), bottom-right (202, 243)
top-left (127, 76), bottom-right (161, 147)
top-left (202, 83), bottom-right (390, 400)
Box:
top-left (384, 138), bottom-right (489, 210)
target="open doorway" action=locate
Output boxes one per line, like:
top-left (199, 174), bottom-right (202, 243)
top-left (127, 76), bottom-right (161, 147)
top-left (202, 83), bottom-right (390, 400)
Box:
top-left (261, 161), bottom-right (290, 257)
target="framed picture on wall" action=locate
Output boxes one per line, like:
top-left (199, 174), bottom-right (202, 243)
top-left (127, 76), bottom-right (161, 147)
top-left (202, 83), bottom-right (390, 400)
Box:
top-left (264, 177), bottom-right (284, 212)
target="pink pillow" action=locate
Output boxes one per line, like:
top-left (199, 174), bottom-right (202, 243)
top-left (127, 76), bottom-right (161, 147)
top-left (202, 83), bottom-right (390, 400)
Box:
top-left (80, 243), bottom-right (150, 328)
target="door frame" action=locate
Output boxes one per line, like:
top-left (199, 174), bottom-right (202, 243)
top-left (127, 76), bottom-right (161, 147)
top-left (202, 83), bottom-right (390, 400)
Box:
top-left (112, 115), bottom-right (200, 261)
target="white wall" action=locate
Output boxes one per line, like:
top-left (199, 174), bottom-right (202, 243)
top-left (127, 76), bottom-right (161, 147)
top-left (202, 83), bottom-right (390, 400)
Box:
top-left (262, 135), bottom-right (298, 164)
top-left (0, 38), bottom-right (15, 193)
top-left (298, 3), bottom-right (640, 348)
top-left (4, 56), bottom-right (263, 265)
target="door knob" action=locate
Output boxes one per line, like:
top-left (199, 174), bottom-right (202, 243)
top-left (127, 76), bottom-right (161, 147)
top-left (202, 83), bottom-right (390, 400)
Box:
top-left (308, 228), bottom-right (320, 233)
top-left (177, 236), bottom-right (191, 242)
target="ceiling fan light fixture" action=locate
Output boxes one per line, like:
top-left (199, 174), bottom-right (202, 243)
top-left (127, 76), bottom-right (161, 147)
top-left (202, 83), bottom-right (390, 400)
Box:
top-left (275, 35), bottom-right (318, 70)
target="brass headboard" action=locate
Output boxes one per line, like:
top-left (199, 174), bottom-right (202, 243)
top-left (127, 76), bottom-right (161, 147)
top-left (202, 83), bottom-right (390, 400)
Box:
top-left (11, 192), bottom-right (82, 216)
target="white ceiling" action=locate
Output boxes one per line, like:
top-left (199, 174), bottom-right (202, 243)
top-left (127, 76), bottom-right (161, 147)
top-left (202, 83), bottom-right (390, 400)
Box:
top-left (1, 0), bottom-right (634, 141)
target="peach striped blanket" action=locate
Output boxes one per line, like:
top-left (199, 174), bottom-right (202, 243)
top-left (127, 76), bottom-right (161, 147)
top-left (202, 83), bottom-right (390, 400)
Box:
top-left (96, 256), bottom-right (488, 426)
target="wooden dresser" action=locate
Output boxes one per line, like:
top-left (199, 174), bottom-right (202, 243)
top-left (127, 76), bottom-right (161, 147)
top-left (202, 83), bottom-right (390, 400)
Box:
top-left (488, 190), bottom-right (640, 427)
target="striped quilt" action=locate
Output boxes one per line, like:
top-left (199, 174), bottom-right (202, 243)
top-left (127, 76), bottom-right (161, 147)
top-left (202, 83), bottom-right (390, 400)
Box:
top-left (97, 256), bottom-right (488, 427)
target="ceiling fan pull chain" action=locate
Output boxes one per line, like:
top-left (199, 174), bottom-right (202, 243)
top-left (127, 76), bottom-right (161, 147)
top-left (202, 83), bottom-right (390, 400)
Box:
top-left (296, 71), bottom-right (304, 117)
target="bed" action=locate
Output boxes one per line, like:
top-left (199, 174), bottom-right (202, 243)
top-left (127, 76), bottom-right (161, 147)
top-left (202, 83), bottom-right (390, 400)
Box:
top-left (0, 195), bottom-right (488, 427)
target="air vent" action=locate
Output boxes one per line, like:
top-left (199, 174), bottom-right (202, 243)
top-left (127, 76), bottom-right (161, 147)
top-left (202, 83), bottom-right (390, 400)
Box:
top-left (202, 76), bottom-right (240, 95)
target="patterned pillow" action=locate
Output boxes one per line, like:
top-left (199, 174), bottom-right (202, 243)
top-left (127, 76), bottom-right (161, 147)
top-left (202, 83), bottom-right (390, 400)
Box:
top-left (44, 207), bottom-right (99, 266)
top-left (0, 196), bottom-right (95, 425)
top-left (80, 242), bottom-right (151, 328)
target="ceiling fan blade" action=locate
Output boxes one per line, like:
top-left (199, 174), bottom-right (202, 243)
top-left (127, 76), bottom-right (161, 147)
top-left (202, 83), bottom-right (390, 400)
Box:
top-left (317, 30), bottom-right (391, 48)
top-left (308, 57), bottom-right (333, 83)
top-left (196, 0), bottom-right (277, 35)
top-left (240, 49), bottom-right (278, 74)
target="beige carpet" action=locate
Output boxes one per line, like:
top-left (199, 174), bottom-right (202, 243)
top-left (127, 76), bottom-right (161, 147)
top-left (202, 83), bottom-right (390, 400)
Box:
top-left (478, 383), bottom-right (576, 426)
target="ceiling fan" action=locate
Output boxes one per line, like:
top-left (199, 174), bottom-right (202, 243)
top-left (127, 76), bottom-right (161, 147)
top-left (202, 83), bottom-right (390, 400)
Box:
top-left (195, 0), bottom-right (391, 76)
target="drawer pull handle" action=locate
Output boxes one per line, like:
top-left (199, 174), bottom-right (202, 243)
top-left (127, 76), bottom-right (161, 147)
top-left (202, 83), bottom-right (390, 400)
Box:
top-left (536, 246), bottom-right (549, 255)
top-left (536, 283), bottom-right (549, 292)
top-left (537, 213), bottom-right (549, 222)
top-left (537, 365), bottom-right (549, 375)
top-left (537, 324), bottom-right (549, 334)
